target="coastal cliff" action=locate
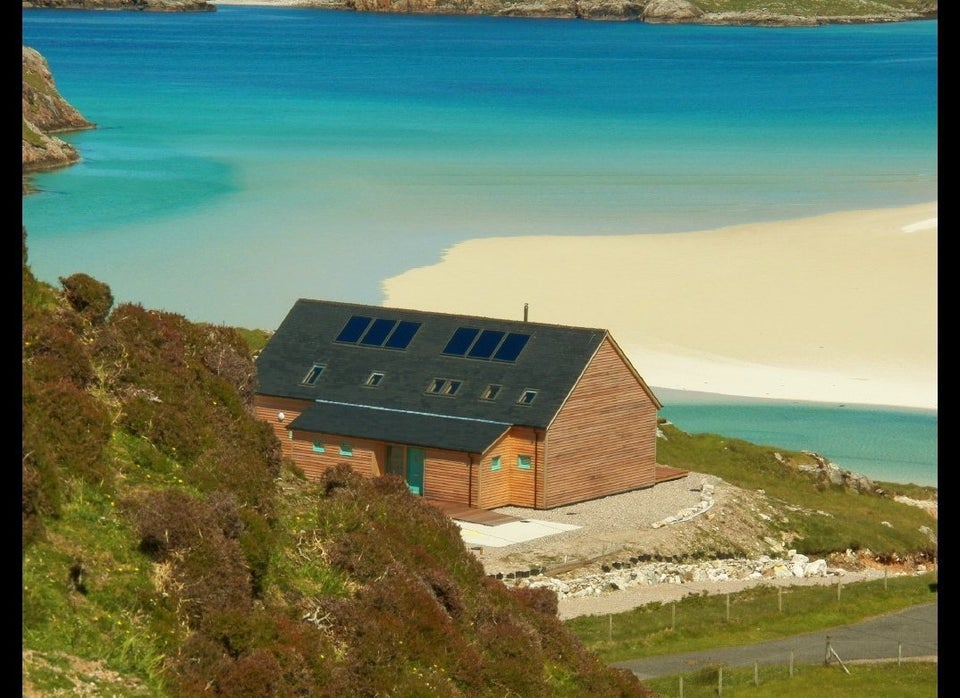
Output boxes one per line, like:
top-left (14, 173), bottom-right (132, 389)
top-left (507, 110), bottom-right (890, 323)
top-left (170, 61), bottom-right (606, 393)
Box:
top-left (22, 46), bottom-right (95, 193)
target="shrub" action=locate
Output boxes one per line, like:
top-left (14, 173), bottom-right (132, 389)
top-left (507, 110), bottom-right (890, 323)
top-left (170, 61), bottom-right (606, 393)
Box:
top-left (59, 272), bottom-right (114, 325)
top-left (22, 315), bottom-right (96, 388)
top-left (22, 376), bottom-right (113, 488)
top-left (509, 585), bottom-right (559, 617)
top-left (132, 489), bottom-right (254, 626)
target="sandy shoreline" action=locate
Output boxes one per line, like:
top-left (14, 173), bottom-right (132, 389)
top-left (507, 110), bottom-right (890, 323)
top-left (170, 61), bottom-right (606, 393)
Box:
top-left (382, 202), bottom-right (937, 410)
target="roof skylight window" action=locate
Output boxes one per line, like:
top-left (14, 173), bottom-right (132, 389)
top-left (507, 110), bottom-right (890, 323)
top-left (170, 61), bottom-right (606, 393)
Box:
top-left (427, 378), bottom-right (462, 396)
top-left (442, 327), bottom-right (531, 363)
top-left (301, 363), bottom-right (325, 385)
top-left (481, 384), bottom-right (502, 400)
top-left (336, 315), bottom-right (421, 349)
top-left (518, 389), bottom-right (538, 405)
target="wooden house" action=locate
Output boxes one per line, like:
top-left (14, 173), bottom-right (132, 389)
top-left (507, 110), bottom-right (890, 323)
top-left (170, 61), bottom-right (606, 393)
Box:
top-left (253, 298), bottom-right (668, 510)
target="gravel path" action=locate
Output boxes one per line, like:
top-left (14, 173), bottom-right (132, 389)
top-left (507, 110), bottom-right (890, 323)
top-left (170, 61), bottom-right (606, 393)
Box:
top-left (474, 472), bottom-right (732, 580)
top-left (466, 472), bottom-right (932, 620)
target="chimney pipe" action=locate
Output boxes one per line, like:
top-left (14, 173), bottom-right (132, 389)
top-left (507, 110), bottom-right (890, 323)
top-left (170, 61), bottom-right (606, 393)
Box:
top-left (523, 303), bottom-right (528, 322)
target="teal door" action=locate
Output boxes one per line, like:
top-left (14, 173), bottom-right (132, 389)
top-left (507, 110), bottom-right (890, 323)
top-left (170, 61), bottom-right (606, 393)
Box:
top-left (406, 448), bottom-right (425, 496)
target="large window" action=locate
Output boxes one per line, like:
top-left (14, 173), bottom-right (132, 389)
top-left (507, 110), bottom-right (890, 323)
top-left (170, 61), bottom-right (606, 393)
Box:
top-left (339, 443), bottom-right (353, 457)
top-left (491, 455), bottom-right (501, 471)
top-left (517, 455), bottom-right (532, 470)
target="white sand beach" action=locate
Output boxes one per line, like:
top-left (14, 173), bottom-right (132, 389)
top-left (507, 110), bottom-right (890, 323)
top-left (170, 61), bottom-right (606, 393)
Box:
top-left (382, 202), bottom-right (937, 410)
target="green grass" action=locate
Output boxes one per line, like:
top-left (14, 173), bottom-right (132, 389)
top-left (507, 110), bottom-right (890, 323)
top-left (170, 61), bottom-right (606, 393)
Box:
top-left (567, 573), bottom-right (938, 695)
top-left (642, 660), bottom-right (937, 698)
top-left (692, 0), bottom-right (933, 15)
top-left (655, 423), bottom-right (937, 559)
top-left (566, 572), bottom-right (937, 663)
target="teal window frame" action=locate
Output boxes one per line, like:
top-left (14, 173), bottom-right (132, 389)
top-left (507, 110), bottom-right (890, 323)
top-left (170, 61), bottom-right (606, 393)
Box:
top-left (339, 443), bottom-right (353, 457)
top-left (517, 455), bottom-right (532, 470)
top-left (491, 455), bottom-right (501, 471)
top-left (312, 441), bottom-right (325, 453)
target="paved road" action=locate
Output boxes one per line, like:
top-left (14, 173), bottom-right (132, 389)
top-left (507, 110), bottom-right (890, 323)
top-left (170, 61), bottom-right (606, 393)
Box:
top-left (613, 602), bottom-right (938, 680)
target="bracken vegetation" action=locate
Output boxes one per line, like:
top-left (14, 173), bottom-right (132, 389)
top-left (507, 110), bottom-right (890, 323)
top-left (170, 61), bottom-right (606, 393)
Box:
top-left (21, 226), bottom-right (654, 697)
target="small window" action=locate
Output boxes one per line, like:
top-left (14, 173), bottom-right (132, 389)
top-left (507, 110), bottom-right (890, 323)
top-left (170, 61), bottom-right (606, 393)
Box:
top-left (301, 363), bottom-right (325, 385)
top-left (481, 384), bottom-right (501, 400)
top-left (366, 372), bottom-right (385, 387)
top-left (339, 443), bottom-right (353, 457)
top-left (312, 441), bottom-right (325, 453)
top-left (428, 378), bottom-right (445, 394)
top-left (443, 380), bottom-right (462, 396)
top-left (517, 455), bottom-right (532, 470)
top-left (491, 455), bottom-right (501, 471)
top-left (518, 389), bottom-right (538, 405)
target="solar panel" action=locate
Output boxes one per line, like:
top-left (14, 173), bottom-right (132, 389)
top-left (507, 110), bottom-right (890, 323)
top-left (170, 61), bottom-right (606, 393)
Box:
top-left (384, 321), bottom-right (421, 349)
top-left (336, 315), bottom-right (372, 343)
top-left (493, 333), bottom-right (530, 362)
top-left (360, 318), bottom-right (397, 346)
top-left (443, 327), bottom-right (479, 356)
top-left (467, 330), bottom-right (504, 359)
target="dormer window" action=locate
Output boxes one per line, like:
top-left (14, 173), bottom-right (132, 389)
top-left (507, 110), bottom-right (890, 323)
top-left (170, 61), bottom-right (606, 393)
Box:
top-left (427, 378), bottom-right (462, 396)
top-left (518, 389), bottom-right (538, 405)
top-left (301, 363), bottom-right (325, 385)
top-left (366, 372), bottom-right (385, 387)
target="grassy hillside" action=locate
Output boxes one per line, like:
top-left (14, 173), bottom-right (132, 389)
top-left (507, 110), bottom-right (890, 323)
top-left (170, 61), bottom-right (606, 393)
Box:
top-left (21, 228), bottom-right (652, 697)
top-left (655, 424), bottom-right (937, 562)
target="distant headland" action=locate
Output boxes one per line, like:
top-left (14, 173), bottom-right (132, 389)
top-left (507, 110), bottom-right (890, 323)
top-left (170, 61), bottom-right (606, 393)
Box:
top-left (22, 0), bottom-right (938, 26)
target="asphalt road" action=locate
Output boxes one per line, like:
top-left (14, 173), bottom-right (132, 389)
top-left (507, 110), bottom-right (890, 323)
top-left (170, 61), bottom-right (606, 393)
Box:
top-left (612, 602), bottom-right (938, 681)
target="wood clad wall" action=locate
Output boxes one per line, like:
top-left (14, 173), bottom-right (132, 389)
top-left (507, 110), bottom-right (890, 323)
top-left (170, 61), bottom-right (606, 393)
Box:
top-left (287, 430), bottom-right (384, 482)
top-left (475, 427), bottom-right (542, 509)
top-left (252, 395), bottom-right (314, 461)
top-left (543, 338), bottom-right (658, 508)
top-left (419, 449), bottom-right (472, 503)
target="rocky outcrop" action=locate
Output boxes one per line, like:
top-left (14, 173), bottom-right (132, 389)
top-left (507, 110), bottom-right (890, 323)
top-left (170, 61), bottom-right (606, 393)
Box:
top-left (296, 0), bottom-right (936, 25)
top-left (22, 0), bottom-right (216, 11)
top-left (642, 0), bottom-right (701, 23)
top-left (22, 46), bottom-right (95, 192)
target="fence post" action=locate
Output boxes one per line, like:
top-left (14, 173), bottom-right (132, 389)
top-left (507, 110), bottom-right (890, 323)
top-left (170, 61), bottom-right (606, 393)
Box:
top-left (789, 651), bottom-right (794, 677)
top-left (726, 594), bottom-right (730, 621)
top-left (825, 636), bottom-right (831, 665)
top-left (671, 602), bottom-right (676, 631)
top-left (754, 661), bottom-right (759, 687)
top-left (837, 581), bottom-right (842, 601)
top-left (679, 675), bottom-right (683, 698)
top-left (718, 667), bottom-right (723, 696)
top-left (778, 587), bottom-right (783, 613)
top-left (607, 614), bottom-right (612, 642)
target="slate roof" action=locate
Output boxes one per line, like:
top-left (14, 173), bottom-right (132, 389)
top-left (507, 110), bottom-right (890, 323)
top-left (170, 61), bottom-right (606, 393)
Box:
top-left (255, 298), bottom-right (627, 453)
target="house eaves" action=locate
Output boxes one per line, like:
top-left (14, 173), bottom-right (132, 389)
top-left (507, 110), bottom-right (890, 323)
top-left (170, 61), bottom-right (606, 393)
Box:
top-left (287, 399), bottom-right (513, 455)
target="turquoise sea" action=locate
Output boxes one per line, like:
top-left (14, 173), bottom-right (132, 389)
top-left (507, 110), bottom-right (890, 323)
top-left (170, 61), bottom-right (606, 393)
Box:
top-left (21, 8), bottom-right (937, 486)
